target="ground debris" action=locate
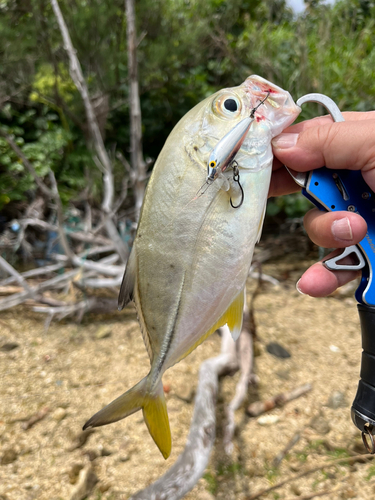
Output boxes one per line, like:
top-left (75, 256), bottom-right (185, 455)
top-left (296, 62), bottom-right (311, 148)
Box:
top-left (94, 325), bottom-right (112, 339)
top-left (309, 413), bottom-right (331, 435)
top-left (174, 384), bottom-right (195, 403)
top-left (0, 448), bottom-right (18, 465)
top-left (266, 341), bottom-right (291, 359)
top-left (247, 383), bottom-right (312, 417)
top-left (0, 342), bottom-right (19, 352)
top-left (19, 406), bottom-right (50, 430)
top-left (326, 390), bottom-right (347, 409)
top-left (68, 429), bottom-right (95, 451)
top-left (69, 463), bottom-right (98, 500)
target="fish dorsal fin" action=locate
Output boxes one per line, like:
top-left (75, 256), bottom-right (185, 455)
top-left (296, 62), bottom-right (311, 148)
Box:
top-left (175, 288), bottom-right (245, 364)
top-left (118, 246), bottom-right (137, 310)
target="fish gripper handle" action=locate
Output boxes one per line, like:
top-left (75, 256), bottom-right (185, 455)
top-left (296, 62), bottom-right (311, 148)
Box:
top-left (351, 304), bottom-right (375, 452)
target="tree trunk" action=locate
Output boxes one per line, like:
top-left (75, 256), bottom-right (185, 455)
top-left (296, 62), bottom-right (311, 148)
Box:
top-left (125, 0), bottom-right (147, 221)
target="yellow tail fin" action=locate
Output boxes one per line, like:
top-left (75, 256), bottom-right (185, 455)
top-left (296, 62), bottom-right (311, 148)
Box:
top-left (143, 381), bottom-right (171, 459)
top-left (83, 377), bottom-right (171, 459)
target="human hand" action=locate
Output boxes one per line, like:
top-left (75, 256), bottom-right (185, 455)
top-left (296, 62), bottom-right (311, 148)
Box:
top-left (270, 111), bottom-right (375, 297)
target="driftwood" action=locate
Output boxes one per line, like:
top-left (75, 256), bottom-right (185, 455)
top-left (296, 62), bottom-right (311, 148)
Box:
top-left (130, 325), bottom-right (238, 500)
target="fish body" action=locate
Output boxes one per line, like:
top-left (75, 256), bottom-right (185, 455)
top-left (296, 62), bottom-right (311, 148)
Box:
top-left (83, 76), bottom-right (300, 458)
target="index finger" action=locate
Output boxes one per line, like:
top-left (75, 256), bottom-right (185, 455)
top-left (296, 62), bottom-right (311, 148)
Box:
top-left (284, 110), bottom-right (375, 134)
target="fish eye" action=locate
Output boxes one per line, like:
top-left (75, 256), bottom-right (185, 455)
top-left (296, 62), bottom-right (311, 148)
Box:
top-left (223, 99), bottom-right (238, 112)
top-left (213, 93), bottom-right (242, 119)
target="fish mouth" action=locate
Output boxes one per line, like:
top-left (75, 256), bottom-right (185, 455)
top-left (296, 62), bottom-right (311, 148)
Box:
top-left (244, 75), bottom-right (301, 122)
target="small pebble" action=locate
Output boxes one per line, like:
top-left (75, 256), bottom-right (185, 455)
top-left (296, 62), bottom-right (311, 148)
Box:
top-left (326, 391), bottom-right (347, 409)
top-left (257, 414), bottom-right (279, 426)
top-left (52, 407), bottom-right (68, 422)
top-left (0, 342), bottom-right (19, 352)
top-left (0, 448), bottom-right (18, 465)
top-left (309, 414), bottom-right (331, 435)
top-left (266, 342), bottom-right (291, 359)
top-left (329, 344), bottom-right (340, 353)
top-left (95, 326), bottom-right (112, 339)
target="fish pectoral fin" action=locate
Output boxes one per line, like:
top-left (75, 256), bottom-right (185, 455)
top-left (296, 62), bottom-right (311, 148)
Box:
top-left (83, 376), bottom-right (172, 460)
top-left (118, 246), bottom-right (137, 310)
top-left (224, 288), bottom-right (245, 341)
top-left (143, 380), bottom-right (171, 460)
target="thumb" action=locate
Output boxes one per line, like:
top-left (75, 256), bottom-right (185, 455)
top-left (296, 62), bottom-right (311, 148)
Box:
top-left (272, 120), bottom-right (375, 192)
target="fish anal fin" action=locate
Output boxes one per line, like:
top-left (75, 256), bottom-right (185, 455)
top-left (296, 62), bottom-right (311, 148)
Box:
top-left (118, 247), bottom-right (137, 311)
top-left (143, 381), bottom-right (171, 459)
top-left (176, 289), bottom-right (245, 364)
top-left (225, 288), bottom-right (245, 341)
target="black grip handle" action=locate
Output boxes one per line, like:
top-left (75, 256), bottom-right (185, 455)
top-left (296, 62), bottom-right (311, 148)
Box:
top-left (351, 304), bottom-right (375, 437)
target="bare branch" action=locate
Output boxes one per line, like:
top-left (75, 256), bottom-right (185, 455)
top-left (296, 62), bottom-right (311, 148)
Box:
top-left (126, 0), bottom-right (147, 220)
top-left (50, 0), bottom-right (128, 263)
top-left (247, 383), bottom-right (313, 417)
top-left (0, 255), bottom-right (34, 294)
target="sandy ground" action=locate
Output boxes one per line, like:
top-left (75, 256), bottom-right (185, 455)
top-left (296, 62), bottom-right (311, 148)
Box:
top-left (1, 253), bottom-right (375, 500)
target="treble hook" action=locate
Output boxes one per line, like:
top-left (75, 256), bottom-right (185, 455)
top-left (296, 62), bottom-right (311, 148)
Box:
top-left (250, 91), bottom-right (270, 119)
top-left (230, 162), bottom-right (244, 209)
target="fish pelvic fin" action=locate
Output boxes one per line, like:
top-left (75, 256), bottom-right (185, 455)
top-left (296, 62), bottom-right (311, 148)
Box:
top-left (118, 246), bottom-right (137, 310)
top-left (176, 288), bottom-right (245, 364)
top-left (83, 376), bottom-right (171, 460)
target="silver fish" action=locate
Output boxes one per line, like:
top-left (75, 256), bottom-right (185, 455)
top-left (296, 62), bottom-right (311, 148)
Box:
top-left (83, 75), bottom-right (300, 459)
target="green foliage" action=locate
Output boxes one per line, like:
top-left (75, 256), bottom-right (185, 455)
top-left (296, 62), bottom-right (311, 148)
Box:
top-left (203, 471), bottom-right (218, 495)
top-left (366, 463), bottom-right (375, 480)
top-left (267, 193), bottom-right (313, 218)
top-left (30, 63), bottom-right (77, 104)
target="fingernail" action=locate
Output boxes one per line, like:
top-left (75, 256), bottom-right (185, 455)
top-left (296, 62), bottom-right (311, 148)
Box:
top-left (332, 217), bottom-right (353, 241)
top-left (272, 133), bottom-right (299, 149)
top-left (296, 279), bottom-right (307, 295)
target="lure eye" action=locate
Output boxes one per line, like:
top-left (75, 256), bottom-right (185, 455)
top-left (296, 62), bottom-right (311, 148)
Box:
top-left (213, 93), bottom-right (242, 119)
top-left (209, 160), bottom-right (216, 168)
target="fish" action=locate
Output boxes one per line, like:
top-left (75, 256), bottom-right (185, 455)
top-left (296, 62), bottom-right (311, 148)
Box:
top-left (83, 75), bottom-right (300, 459)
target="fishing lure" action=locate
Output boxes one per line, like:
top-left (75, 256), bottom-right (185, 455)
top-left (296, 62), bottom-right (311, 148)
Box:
top-left (202, 92), bottom-right (270, 208)
top-left (206, 92), bottom-right (270, 183)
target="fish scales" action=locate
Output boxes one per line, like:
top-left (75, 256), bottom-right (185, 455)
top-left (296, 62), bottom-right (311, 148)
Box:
top-left (84, 76), bottom-right (301, 459)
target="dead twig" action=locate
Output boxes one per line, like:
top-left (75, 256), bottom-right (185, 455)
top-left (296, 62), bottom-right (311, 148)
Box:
top-left (246, 454), bottom-right (374, 500)
top-left (247, 383), bottom-right (312, 417)
top-left (283, 488), bottom-right (345, 500)
top-left (272, 432), bottom-right (301, 468)
top-left (21, 407), bottom-right (50, 430)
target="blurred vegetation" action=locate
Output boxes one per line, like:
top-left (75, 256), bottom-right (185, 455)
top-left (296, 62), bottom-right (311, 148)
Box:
top-left (1, 0), bottom-right (375, 221)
